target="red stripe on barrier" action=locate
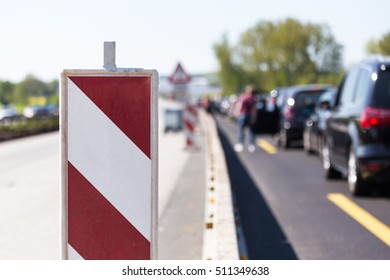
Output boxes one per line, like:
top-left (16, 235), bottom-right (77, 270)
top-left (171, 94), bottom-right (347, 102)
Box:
top-left (187, 105), bottom-right (198, 116)
top-left (186, 138), bottom-right (193, 146)
top-left (68, 162), bottom-right (150, 260)
top-left (69, 76), bottom-right (151, 158)
top-left (184, 119), bottom-right (195, 132)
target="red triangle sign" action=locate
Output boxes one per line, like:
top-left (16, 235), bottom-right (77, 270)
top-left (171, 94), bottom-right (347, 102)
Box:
top-left (168, 63), bottom-right (191, 85)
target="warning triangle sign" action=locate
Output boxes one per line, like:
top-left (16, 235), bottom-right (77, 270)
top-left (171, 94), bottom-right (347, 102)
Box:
top-left (168, 63), bottom-right (191, 85)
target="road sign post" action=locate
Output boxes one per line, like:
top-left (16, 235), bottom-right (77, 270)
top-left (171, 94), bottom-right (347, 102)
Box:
top-left (168, 62), bottom-right (191, 101)
top-left (60, 48), bottom-right (158, 259)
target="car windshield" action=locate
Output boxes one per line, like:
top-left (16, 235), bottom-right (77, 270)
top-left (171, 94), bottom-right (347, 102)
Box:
top-left (373, 69), bottom-right (390, 108)
top-left (294, 90), bottom-right (326, 108)
top-left (316, 90), bottom-right (336, 106)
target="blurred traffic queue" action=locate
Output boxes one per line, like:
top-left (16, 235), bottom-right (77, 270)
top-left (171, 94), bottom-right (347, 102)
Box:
top-left (23, 104), bottom-right (59, 119)
top-left (210, 56), bottom-right (390, 196)
top-left (0, 104), bottom-right (59, 124)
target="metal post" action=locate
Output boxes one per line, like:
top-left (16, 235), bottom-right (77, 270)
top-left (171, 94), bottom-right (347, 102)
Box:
top-left (103, 41), bottom-right (116, 70)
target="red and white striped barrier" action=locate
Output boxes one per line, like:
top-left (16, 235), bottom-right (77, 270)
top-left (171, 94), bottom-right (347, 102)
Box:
top-left (183, 104), bottom-right (198, 148)
top-left (61, 70), bottom-right (158, 260)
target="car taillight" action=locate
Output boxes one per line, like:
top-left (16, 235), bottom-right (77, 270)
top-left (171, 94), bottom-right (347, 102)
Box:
top-left (360, 107), bottom-right (390, 129)
top-left (360, 163), bottom-right (383, 172)
top-left (284, 107), bottom-right (295, 122)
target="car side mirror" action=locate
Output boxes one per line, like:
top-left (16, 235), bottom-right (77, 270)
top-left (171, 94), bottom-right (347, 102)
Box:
top-left (319, 100), bottom-right (331, 110)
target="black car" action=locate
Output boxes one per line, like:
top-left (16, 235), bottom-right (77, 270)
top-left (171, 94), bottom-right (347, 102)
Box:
top-left (303, 89), bottom-right (337, 155)
top-left (271, 87), bottom-right (289, 135)
top-left (254, 88), bottom-right (290, 135)
top-left (23, 104), bottom-right (59, 119)
top-left (323, 57), bottom-right (390, 196)
top-left (277, 84), bottom-right (334, 148)
top-left (254, 94), bottom-right (279, 135)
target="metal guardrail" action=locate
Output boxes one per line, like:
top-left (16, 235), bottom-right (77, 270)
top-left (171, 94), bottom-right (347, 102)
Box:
top-left (0, 116), bottom-right (59, 141)
top-left (0, 115), bottom-right (25, 126)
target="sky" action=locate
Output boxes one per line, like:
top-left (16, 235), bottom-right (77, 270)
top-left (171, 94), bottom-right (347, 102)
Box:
top-left (0, 0), bottom-right (389, 82)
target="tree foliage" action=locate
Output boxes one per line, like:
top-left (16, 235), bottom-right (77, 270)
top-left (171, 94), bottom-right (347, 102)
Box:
top-left (0, 81), bottom-right (15, 105)
top-left (214, 18), bottom-right (344, 94)
top-left (213, 35), bottom-right (245, 96)
top-left (366, 32), bottom-right (390, 56)
top-left (0, 75), bottom-right (58, 107)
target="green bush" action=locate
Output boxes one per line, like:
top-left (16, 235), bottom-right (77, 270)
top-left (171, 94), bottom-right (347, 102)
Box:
top-left (0, 117), bottom-right (59, 141)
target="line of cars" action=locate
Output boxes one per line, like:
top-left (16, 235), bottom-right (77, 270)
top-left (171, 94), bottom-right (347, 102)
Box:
top-left (0, 104), bottom-right (59, 123)
top-left (259, 84), bottom-right (335, 148)
top-left (0, 105), bottom-right (18, 121)
top-left (22, 104), bottom-right (59, 119)
top-left (256, 57), bottom-right (390, 196)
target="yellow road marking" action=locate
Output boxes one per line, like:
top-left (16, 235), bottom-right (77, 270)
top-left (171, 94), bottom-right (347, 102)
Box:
top-left (257, 139), bottom-right (278, 154)
top-left (328, 193), bottom-right (390, 247)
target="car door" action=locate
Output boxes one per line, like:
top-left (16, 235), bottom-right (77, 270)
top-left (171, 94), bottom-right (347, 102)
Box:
top-left (312, 91), bottom-right (334, 147)
top-left (328, 68), bottom-right (360, 167)
top-left (254, 96), bottom-right (279, 134)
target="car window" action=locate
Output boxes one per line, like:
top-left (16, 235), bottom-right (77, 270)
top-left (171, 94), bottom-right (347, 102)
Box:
top-left (294, 90), bottom-right (325, 108)
top-left (373, 69), bottom-right (390, 108)
top-left (353, 68), bottom-right (371, 110)
top-left (276, 89), bottom-right (288, 108)
top-left (316, 90), bottom-right (336, 106)
top-left (339, 67), bottom-right (359, 106)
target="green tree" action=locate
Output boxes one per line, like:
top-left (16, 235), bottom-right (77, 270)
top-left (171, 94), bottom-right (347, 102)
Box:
top-left (213, 35), bottom-right (245, 96)
top-left (238, 18), bottom-right (343, 88)
top-left (366, 39), bottom-right (381, 54)
top-left (0, 76), bottom-right (59, 107)
top-left (0, 81), bottom-right (15, 105)
top-left (12, 75), bottom-right (53, 105)
top-left (214, 18), bottom-right (343, 92)
top-left (366, 32), bottom-right (390, 56)
top-left (46, 79), bottom-right (60, 104)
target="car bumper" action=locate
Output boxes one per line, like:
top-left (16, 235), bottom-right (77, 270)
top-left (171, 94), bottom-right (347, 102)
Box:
top-left (359, 159), bottom-right (390, 183)
top-left (284, 125), bottom-right (304, 140)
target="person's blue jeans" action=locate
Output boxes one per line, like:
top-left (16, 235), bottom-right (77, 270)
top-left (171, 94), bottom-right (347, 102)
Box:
top-left (237, 114), bottom-right (255, 146)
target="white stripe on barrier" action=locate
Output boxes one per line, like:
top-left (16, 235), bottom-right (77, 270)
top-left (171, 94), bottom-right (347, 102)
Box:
top-left (183, 110), bottom-right (197, 124)
top-left (68, 79), bottom-right (151, 241)
top-left (184, 105), bottom-right (198, 148)
top-left (184, 130), bottom-right (196, 144)
top-left (68, 244), bottom-right (84, 260)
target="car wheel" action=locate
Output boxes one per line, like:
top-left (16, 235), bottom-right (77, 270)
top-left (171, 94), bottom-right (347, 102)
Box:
top-left (318, 137), bottom-right (325, 161)
top-left (322, 141), bottom-right (341, 179)
top-left (280, 129), bottom-right (290, 149)
top-left (303, 130), bottom-right (314, 154)
top-left (348, 147), bottom-right (368, 196)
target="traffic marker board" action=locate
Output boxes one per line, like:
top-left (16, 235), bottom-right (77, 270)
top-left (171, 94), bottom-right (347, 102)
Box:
top-left (61, 69), bottom-right (158, 260)
top-left (168, 63), bottom-right (191, 85)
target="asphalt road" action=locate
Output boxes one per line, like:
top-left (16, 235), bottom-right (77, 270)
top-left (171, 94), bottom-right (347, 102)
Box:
top-left (216, 115), bottom-right (390, 260)
top-left (0, 132), bottom-right (60, 259)
top-left (3, 114), bottom-right (389, 260)
top-left (0, 109), bottom-right (204, 260)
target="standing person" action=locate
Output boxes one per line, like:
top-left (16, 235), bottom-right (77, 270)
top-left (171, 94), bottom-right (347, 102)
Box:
top-left (234, 85), bottom-right (257, 152)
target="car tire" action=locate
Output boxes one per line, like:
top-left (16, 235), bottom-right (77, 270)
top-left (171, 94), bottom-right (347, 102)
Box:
top-left (322, 140), bottom-right (341, 179)
top-left (280, 129), bottom-right (290, 149)
top-left (303, 130), bottom-right (314, 154)
top-left (318, 136), bottom-right (325, 161)
top-left (348, 147), bottom-right (369, 196)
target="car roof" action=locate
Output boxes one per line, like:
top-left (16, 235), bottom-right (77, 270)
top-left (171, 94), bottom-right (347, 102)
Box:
top-left (285, 84), bottom-right (335, 97)
top-left (359, 56), bottom-right (390, 70)
top-left (317, 88), bottom-right (337, 101)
